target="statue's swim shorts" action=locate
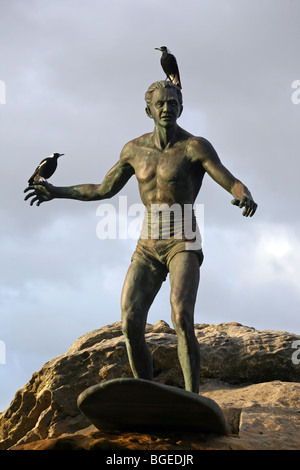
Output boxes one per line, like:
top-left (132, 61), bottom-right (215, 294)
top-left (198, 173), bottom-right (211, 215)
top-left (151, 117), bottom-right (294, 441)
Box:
top-left (130, 206), bottom-right (203, 281)
top-left (131, 237), bottom-right (204, 282)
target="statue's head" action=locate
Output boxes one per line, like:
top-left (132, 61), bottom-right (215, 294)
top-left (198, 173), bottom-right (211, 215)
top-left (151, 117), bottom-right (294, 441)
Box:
top-left (145, 81), bottom-right (183, 123)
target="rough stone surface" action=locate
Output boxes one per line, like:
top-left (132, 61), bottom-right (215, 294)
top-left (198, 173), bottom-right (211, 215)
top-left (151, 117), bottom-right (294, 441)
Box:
top-left (0, 321), bottom-right (299, 450)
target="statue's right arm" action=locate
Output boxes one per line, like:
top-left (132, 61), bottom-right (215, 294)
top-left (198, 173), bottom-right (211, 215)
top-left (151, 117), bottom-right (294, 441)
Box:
top-left (24, 145), bottom-right (135, 206)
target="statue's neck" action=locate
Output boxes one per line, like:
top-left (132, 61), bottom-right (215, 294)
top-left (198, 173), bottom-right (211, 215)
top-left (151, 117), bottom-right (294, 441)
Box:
top-left (153, 124), bottom-right (178, 150)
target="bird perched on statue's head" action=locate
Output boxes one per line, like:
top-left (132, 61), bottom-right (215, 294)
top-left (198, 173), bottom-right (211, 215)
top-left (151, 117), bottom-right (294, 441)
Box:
top-left (28, 153), bottom-right (64, 185)
top-left (155, 46), bottom-right (182, 89)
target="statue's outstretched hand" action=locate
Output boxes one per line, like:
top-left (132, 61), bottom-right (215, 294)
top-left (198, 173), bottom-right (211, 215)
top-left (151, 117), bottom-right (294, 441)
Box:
top-left (24, 182), bottom-right (55, 206)
top-left (231, 196), bottom-right (257, 217)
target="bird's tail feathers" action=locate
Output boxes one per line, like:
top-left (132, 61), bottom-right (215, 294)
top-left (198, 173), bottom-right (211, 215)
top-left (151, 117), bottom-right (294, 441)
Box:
top-left (169, 75), bottom-right (182, 89)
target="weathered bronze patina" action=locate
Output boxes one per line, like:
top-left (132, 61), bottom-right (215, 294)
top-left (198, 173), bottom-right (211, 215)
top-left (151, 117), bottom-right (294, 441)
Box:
top-left (24, 81), bottom-right (257, 394)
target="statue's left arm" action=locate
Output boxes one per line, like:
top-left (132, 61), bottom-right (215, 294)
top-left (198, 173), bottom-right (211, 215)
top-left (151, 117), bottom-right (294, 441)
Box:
top-left (191, 137), bottom-right (257, 217)
top-left (24, 144), bottom-right (135, 206)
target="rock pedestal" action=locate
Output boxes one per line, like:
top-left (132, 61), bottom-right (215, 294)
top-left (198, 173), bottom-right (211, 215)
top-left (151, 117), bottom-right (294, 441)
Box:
top-left (0, 321), bottom-right (299, 450)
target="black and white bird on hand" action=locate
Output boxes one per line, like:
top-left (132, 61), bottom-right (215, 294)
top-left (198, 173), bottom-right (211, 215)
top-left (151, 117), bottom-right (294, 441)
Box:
top-left (155, 46), bottom-right (182, 89)
top-left (28, 153), bottom-right (64, 185)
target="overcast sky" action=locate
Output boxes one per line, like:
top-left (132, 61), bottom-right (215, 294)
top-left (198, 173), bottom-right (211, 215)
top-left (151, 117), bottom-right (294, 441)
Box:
top-left (1, 0), bottom-right (300, 411)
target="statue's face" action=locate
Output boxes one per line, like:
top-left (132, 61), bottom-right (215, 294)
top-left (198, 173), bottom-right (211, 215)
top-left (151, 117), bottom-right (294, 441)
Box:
top-left (148, 87), bottom-right (182, 128)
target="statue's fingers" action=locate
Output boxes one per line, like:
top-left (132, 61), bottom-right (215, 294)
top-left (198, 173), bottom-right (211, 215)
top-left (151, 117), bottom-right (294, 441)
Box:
top-left (231, 198), bottom-right (240, 206)
top-left (243, 205), bottom-right (251, 216)
top-left (239, 196), bottom-right (247, 208)
top-left (24, 191), bottom-right (36, 201)
top-left (30, 196), bottom-right (40, 206)
top-left (249, 203), bottom-right (258, 217)
top-left (244, 200), bottom-right (257, 217)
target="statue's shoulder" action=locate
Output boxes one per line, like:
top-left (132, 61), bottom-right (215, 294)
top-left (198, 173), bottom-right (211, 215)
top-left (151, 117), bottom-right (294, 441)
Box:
top-left (176, 126), bottom-right (211, 151)
top-left (187, 135), bottom-right (212, 149)
top-left (129, 132), bottom-right (152, 147)
top-left (121, 133), bottom-right (152, 159)
top-left (185, 135), bottom-right (215, 164)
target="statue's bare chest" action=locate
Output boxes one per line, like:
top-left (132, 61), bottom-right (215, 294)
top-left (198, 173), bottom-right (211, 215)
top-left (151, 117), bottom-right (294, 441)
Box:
top-left (134, 145), bottom-right (190, 185)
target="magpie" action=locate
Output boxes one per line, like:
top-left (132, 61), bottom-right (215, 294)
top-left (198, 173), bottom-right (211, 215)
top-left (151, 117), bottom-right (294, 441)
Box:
top-left (155, 46), bottom-right (182, 89)
top-left (28, 153), bottom-right (64, 185)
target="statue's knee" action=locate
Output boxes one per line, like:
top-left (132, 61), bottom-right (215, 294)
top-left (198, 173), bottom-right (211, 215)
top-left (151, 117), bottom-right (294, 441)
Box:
top-left (171, 299), bottom-right (193, 334)
top-left (172, 309), bottom-right (188, 333)
top-left (121, 298), bottom-right (133, 335)
top-left (121, 308), bottom-right (142, 340)
top-left (121, 312), bottom-right (132, 338)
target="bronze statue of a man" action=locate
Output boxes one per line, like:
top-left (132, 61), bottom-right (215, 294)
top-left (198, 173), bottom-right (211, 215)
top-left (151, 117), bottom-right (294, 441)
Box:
top-left (24, 80), bottom-right (257, 394)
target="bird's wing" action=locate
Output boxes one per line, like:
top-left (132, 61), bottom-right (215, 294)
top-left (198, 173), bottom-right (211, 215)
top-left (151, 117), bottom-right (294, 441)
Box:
top-left (166, 54), bottom-right (179, 74)
top-left (164, 54), bottom-right (182, 88)
top-left (28, 158), bottom-right (48, 183)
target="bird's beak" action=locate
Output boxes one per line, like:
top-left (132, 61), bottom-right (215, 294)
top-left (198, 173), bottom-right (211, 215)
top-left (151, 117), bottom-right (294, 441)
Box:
top-left (58, 154), bottom-right (64, 157)
top-left (155, 47), bottom-right (162, 51)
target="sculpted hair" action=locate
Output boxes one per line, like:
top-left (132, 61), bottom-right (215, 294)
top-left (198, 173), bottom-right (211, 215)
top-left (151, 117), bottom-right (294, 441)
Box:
top-left (145, 81), bottom-right (183, 107)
